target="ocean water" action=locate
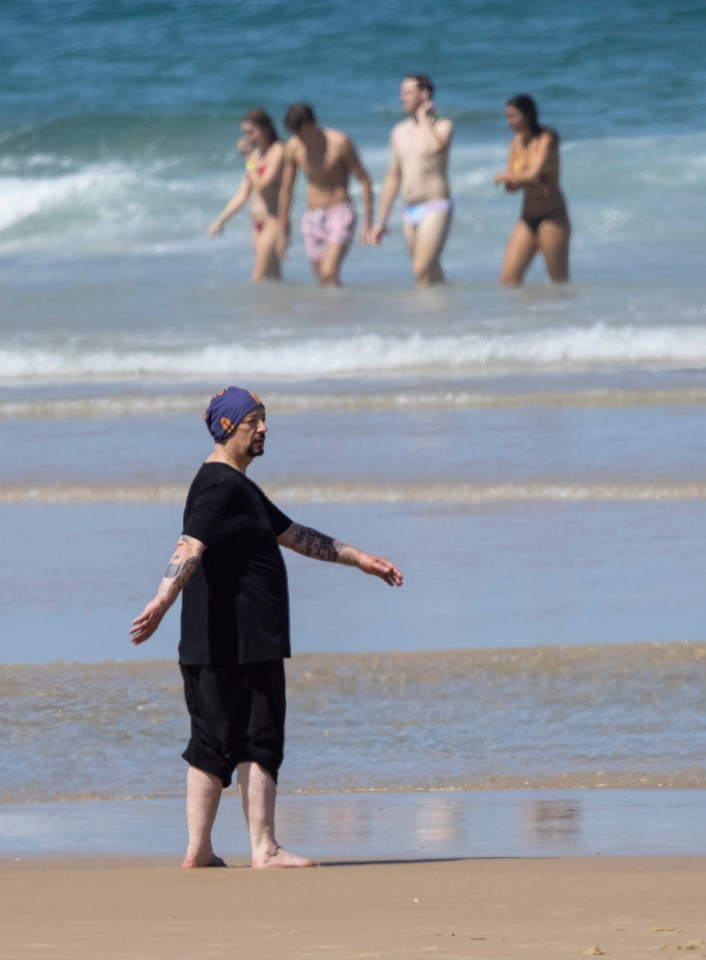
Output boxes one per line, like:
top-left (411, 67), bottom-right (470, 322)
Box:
top-left (2, 0), bottom-right (706, 855)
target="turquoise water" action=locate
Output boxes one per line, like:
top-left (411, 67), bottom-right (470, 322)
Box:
top-left (1, 0), bottom-right (706, 854)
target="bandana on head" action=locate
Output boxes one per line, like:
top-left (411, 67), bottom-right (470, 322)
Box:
top-left (203, 387), bottom-right (264, 442)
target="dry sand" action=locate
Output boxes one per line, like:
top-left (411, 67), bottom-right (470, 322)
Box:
top-left (1, 855), bottom-right (704, 960)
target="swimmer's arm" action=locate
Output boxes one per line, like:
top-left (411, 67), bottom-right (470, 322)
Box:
top-left (346, 140), bottom-right (374, 236)
top-left (276, 143), bottom-right (298, 253)
top-left (494, 139), bottom-right (521, 191)
top-left (129, 535), bottom-right (207, 644)
top-left (501, 132), bottom-right (556, 189)
top-left (208, 178), bottom-right (252, 235)
top-left (247, 141), bottom-right (284, 191)
top-left (278, 523), bottom-right (403, 586)
top-left (418, 110), bottom-right (453, 153)
top-left (371, 138), bottom-right (402, 241)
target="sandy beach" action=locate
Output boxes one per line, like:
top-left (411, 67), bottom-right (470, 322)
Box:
top-left (1, 855), bottom-right (704, 960)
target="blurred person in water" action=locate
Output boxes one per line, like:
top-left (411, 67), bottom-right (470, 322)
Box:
top-left (208, 109), bottom-right (284, 282)
top-left (370, 75), bottom-right (454, 287)
top-left (494, 94), bottom-right (571, 285)
top-left (277, 102), bottom-right (374, 287)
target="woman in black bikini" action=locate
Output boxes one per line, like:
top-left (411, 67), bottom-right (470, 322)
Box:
top-left (494, 95), bottom-right (570, 286)
top-left (208, 109), bottom-right (284, 282)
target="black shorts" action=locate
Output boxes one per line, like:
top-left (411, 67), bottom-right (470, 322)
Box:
top-left (180, 660), bottom-right (286, 788)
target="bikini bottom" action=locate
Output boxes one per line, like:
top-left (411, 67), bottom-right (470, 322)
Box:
top-left (403, 197), bottom-right (454, 228)
top-left (521, 208), bottom-right (568, 234)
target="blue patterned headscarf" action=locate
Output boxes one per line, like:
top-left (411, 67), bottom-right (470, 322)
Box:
top-left (203, 387), bottom-right (264, 442)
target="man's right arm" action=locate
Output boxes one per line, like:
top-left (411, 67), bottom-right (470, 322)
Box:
top-left (371, 135), bottom-right (402, 244)
top-left (278, 522), bottom-right (403, 587)
top-left (276, 143), bottom-right (298, 256)
top-left (129, 534), bottom-right (206, 645)
top-left (208, 177), bottom-right (252, 236)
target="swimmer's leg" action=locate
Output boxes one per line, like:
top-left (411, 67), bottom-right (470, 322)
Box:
top-left (500, 220), bottom-right (538, 287)
top-left (317, 242), bottom-right (350, 287)
top-left (407, 208), bottom-right (453, 287)
top-left (251, 220), bottom-right (281, 283)
top-left (537, 214), bottom-right (571, 283)
top-left (182, 766), bottom-right (227, 868)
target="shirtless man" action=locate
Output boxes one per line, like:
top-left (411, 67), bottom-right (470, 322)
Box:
top-left (277, 103), bottom-right (373, 287)
top-left (371, 75), bottom-right (454, 286)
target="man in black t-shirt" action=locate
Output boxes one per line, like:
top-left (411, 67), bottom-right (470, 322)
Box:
top-left (130, 386), bottom-right (403, 869)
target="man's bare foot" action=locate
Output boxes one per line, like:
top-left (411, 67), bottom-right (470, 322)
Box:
top-left (181, 853), bottom-right (227, 868)
top-left (252, 845), bottom-right (318, 869)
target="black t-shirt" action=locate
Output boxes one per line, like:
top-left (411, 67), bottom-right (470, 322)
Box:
top-left (178, 462), bottom-right (293, 666)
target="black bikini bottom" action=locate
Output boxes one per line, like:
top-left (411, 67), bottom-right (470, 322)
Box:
top-left (521, 208), bottom-right (567, 234)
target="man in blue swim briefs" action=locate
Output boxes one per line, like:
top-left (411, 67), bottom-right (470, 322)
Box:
top-left (371, 75), bottom-right (454, 286)
top-left (130, 387), bottom-right (403, 869)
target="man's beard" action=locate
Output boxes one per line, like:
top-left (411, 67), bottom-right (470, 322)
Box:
top-left (247, 442), bottom-right (265, 458)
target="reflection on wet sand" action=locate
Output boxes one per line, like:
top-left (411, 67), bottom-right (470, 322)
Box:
top-left (523, 797), bottom-right (583, 846)
top-left (414, 797), bottom-right (468, 846)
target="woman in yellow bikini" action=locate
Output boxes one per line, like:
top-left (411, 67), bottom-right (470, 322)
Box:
top-left (494, 95), bottom-right (570, 286)
top-left (208, 109), bottom-right (284, 282)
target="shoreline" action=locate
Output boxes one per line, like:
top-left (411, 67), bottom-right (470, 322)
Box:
top-left (3, 788), bottom-right (705, 862)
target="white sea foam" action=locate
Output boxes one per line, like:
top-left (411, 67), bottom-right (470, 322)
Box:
top-left (4, 324), bottom-right (706, 382)
top-left (3, 480), bottom-right (706, 504)
top-left (5, 384), bottom-right (706, 420)
top-left (3, 131), bottom-right (706, 257)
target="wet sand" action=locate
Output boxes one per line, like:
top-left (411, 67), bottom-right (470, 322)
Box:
top-left (3, 790), bottom-right (706, 861)
top-left (1, 855), bottom-right (704, 959)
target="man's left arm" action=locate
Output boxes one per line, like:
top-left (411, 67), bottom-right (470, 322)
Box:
top-left (416, 105), bottom-right (454, 154)
top-left (278, 522), bottom-right (403, 587)
top-left (345, 140), bottom-right (374, 243)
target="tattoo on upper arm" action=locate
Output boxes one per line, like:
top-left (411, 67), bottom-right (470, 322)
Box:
top-left (291, 523), bottom-right (339, 562)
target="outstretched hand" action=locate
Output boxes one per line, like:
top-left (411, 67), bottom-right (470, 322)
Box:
top-left (357, 552), bottom-right (403, 587)
top-left (129, 599), bottom-right (167, 645)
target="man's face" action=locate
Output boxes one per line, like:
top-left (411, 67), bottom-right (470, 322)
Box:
top-left (232, 406), bottom-right (267, 459)
top-left (400, 79), bottom-right (426, 114)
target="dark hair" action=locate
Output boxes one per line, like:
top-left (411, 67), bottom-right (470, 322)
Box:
top-left (506, 94), bottom-right (557, 140)
top-left (242, 108), bottom-right (279, 145)
top-left (404, 74), bottom-right (434, 97)
top-left (283, 103), bottom-right (316, 133)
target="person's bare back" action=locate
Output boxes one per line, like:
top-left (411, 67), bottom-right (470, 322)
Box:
top-left (288, 127), bottom-right (354, 208)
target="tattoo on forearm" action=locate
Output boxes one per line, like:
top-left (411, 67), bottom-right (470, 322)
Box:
top-left (163, 553), bottom-right (201, 584)
top-left (291, 524), bottom-right (340, 562)
top-left (164, 559), bottom-right (180, 579)
top-left (181, 557), bottom-right (200, 578)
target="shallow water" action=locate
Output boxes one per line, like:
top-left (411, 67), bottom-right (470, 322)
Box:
top-left (2, 647), bottom-right (705, 805)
